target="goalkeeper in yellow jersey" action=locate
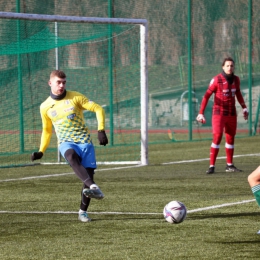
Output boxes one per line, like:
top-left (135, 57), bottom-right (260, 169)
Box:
top-left (31, 70), bottom-right (108, 222)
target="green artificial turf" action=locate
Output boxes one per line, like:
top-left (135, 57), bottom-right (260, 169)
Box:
top-left (0, 136), bottom-right (260, 259)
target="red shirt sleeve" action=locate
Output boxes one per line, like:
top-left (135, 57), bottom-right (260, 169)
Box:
top-left (199, 77), bottom-right (216, 114)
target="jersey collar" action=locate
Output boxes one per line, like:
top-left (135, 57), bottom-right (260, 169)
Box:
top-left (50, 90), bottom-right (67, 100)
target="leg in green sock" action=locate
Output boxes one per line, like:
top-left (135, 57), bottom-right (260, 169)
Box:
top-left (251, 185), bottom-right (260, 206)
top-left (248, 166), bottom-right (260, 234)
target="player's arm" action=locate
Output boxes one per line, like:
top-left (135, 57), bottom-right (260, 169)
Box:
top-left (31, 108), bottom-right (53, 161)
top-left (84, 102), bottom-right (105, 131)
top-left (199, 88), bottom-right (213, 114)
top-left (197, 80), bottom-right (215, 123)
top-left (79, 94), bottom-right (108, 146)
top-left (235, 78), bottom-right (248, 120)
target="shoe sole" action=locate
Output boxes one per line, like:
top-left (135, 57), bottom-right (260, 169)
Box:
top-left (225, 169), bottom-right (242, 172)
top-left (78, 217), bottom-right (91, 222)
top-left (83, 189), bottom-right (104, 199)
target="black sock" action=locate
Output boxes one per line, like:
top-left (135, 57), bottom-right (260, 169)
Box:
top-left (64, 149), bottom-right (94, 187)
top-left (80, 168), bottom-right (95, 211)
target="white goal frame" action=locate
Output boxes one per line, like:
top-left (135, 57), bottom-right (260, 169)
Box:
top-left (0, 12), bottom-right (149, 166)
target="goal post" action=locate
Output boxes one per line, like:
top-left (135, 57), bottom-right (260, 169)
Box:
top-left (0, 12), bottom-right (148, 167)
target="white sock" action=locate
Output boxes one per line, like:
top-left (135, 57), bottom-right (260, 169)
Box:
top-left (90, 184), bottom-right (99, 189)
top-left (79, 209), bottom-right (86, 214)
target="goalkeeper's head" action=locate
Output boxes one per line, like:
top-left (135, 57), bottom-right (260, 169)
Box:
top-left (50, 70), bottom-right (66, 80)
top-left (48, 70), bottom-right (67, 96)
top-left (222, 57), bottom-right (235, 76)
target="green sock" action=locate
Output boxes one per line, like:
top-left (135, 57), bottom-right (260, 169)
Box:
top-left (252, 184), bottom-right (260, 206)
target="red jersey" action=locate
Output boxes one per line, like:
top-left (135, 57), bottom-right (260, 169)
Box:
top-left (199, 73), bottom-right (246, 116)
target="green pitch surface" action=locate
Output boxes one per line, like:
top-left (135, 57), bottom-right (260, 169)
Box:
top-left (1, 136), bottom-right (260, 259)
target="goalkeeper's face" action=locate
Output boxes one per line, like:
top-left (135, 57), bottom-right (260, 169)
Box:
top-left (222, 61), bottom-right (234, 75)
top-left (49, 76), bottom-right (67, 96)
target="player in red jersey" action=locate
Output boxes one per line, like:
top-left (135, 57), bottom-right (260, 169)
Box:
top-left (196, 57), bottom-right (248, 174)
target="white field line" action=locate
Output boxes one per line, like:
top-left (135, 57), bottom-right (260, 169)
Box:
top-left (0, 153), bottom-right (260, 183)
top-left (0, 155), bottom-right (256, 215)
top-left (0, 199), bottom-right (256, 215)
top-left (162, 153), bottom-right (260, 165)
top-left (1, 153), bottom-right (259, 183)
top-left (0, 164), bottom-right (144, 183)
top-left (187, 199), bottom-right (255, 213)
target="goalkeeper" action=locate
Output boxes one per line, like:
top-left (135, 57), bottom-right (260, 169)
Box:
top-left (31, 70), bottom-right (108, 222)
top-left (196, 57), bottom-right (248, 174)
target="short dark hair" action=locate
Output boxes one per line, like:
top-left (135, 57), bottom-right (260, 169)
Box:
top-left (222, 57), bottom-right (235, 66)
top-left (50, 70), bottom-right (66, 79)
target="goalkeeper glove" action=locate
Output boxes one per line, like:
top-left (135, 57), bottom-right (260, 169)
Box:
top-left (196, 114), bottom-right (206, 124)
top-left (31, 151), bottom-right (43, 161)
top-left (98, 130), bottom-right (108, 146)
top-left (243, 108), bottom-right (249, 120)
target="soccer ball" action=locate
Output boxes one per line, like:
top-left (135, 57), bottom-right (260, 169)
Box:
top-left (163, 200), bottom-right (187, 224)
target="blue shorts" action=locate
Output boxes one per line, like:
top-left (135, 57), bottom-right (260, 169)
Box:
top-left (59, 142), bottom-right (97, 168)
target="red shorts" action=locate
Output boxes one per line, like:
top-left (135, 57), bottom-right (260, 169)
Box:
top-left (212, 115), bottom-right (237, 136)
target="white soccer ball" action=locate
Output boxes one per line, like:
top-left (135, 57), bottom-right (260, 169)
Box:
top-left (163, 200), bottom-right (187, 224)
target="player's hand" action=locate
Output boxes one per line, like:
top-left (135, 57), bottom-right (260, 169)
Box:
top-left (243, 108), bottom-right (249, 120)
top-left (98, 130), bottom-right (108, 146)
top-left (196, 114), bottom-right (206, 124)
top-left (31, 152), bottom-right (43, 161)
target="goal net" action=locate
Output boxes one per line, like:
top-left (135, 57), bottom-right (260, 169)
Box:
top-left (0, 12), bottom-right (148, 167)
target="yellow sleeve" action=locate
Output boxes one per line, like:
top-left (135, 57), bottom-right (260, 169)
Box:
top-left (91, 103), bottom-right (105, 131)
top-left (76, 93), bottom-right (106, 131)
top-left (39, 107), bottom-right (53, 153)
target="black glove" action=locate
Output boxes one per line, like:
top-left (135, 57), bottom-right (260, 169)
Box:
top-left (98, 130), bottom-right (108, 146)
top-left (31, 152), bottom-right (43, 161)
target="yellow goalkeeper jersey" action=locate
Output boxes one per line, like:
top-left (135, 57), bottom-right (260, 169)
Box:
top-left (39, 90), bottom-right (105, 153)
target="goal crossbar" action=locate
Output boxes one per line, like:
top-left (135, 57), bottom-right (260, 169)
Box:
top-left (0, 12), bottom-right (147, 25)
top-left (0, 12), bottom-right (149, 166)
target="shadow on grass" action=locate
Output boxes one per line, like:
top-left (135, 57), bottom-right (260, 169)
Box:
top-left (188, 211), bottom-right (260, 220)
top-left (90, 215), bottom-right (163, 222)
top-left (219, 240), bottom-right (260, 244)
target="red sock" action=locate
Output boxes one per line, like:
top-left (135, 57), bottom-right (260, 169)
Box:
top-left (210, 143), bottom-right (220, 166)
top-left (225, 143), bottom-right (234, 165)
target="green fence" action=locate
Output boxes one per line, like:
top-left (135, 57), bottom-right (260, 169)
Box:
top-left (0, 0), bottom-right (260, 167)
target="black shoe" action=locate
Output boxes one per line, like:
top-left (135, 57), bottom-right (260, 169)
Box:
top-left (206, 166), bottom-right (215, 174)
top-left (225, 165), bottom-right (242, 172)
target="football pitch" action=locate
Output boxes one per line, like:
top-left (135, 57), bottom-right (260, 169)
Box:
top-left (0, 136), bottom-right (260, 259)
